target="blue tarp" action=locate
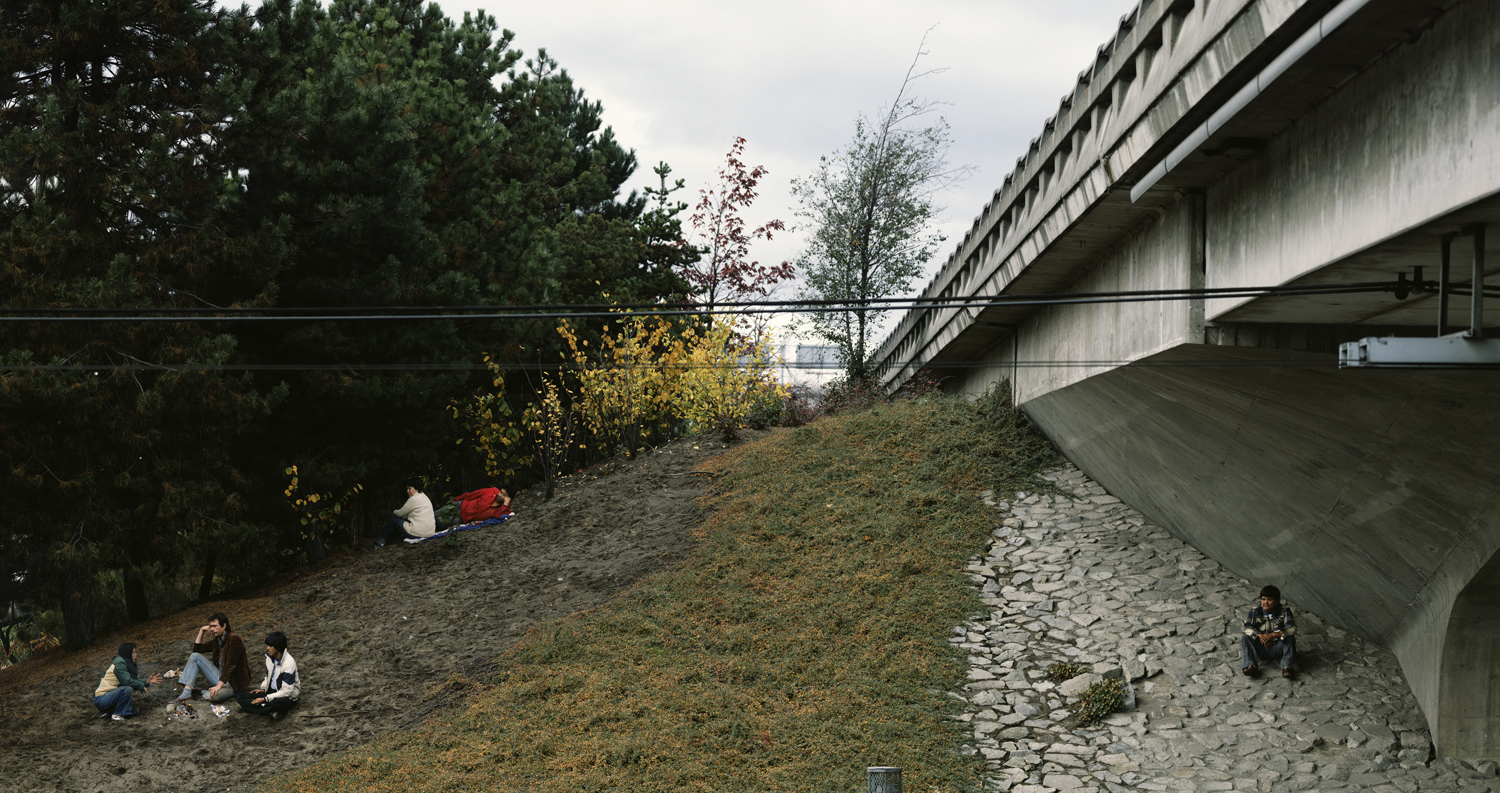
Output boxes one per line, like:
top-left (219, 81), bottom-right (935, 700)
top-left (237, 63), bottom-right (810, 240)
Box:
top-left (412, 513), bottom-right (513, 542)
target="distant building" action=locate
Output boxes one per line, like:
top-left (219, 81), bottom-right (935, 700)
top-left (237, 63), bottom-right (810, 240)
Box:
top-left (777, 344), bottom-right (842, 388)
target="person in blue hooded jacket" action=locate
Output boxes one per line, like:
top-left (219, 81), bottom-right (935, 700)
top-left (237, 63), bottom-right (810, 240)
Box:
top-left (92, 643), bottom-right (162, 721)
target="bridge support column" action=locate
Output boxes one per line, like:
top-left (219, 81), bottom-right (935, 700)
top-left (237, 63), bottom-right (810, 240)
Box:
top-left (1438, 546), bottom-right (1500, 760)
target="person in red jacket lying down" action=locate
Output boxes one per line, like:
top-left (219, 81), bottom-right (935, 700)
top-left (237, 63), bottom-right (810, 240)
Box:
top-left (455, 487), bottom-right (512, 524)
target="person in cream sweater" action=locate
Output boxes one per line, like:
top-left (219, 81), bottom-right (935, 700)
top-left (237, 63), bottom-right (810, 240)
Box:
top-left (375, 480), bottom-right (435, 547)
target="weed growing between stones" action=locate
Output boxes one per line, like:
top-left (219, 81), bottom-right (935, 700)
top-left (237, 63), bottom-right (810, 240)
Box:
top-left (1043, 661), bottom-right (1088, 683)
top-left (1074, 677), bottom-right (1126, 728)
top-left (277, 396), bottom-right (1057, 793)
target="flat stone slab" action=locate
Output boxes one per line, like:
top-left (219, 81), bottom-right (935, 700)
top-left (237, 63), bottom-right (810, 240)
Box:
top-left (1316, 722), bottom-right (1352, 743)
top-left (1057, 673), bottom-right (1102, 697)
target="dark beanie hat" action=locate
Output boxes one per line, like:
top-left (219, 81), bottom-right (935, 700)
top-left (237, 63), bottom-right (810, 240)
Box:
top-left (1260, 585), bottom-right (1281, 600)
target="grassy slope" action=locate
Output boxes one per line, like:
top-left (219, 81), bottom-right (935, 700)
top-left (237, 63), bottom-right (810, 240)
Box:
top-left (280, 396), bottom-right (1054, 793)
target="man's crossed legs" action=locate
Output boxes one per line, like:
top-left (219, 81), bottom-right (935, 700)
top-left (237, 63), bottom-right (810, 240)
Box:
top-left (177, 652), bottom-right (236, 702)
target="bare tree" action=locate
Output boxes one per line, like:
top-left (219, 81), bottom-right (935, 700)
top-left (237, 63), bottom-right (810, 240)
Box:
top-left (790, 34), bottom-right (970, 379)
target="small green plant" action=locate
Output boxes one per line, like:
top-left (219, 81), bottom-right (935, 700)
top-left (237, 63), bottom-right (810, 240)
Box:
top-left (1044, 661), bottom-right (1087, 683)
top-left (1075, 677), bottom-right (1127, 727)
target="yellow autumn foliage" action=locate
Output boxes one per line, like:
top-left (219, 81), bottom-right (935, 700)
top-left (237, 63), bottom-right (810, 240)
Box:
top-left (459, 312), bottom-right (787, 487)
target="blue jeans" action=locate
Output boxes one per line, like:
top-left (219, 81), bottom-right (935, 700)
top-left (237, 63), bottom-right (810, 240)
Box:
top-left (178, 652), bottom-right (235, 701)
top-left (1241, 634), bottom-right (1295, 670)
top-left (381, 515), bottom-right (418, 543)
top-left (94, 686), bottom-right (136, 717)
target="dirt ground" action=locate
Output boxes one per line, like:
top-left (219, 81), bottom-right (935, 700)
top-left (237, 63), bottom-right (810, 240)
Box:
top-left (0, 436), bottom-right (740, 793)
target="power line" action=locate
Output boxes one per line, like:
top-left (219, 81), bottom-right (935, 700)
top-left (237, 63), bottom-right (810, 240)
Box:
top-left (0, 281), bottom-right (1404, 323)
top-left (0, 356), bottom-right (1355, 374)
top-left (0, 278), bottom-right (1419, 373)
top-left (0, 280), bottom-right (1403, 313)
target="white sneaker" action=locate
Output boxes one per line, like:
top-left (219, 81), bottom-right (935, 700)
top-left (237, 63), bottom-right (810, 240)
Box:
top-left (403, 538), bottom-right (421, 544)
top-left (111, 714), bottom-right (124, 721)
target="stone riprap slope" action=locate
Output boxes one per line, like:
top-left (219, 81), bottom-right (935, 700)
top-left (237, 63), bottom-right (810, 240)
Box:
top-left (956, 464), bottom-right (1500, 793)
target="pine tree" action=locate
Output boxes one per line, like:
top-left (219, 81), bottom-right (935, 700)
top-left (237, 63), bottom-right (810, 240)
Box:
top-left (228, 0), bottom-right (691, 545)
top-left (0, 0), bottom-right (695, 644)
top-left (0, 0), bottom-right (281, 647)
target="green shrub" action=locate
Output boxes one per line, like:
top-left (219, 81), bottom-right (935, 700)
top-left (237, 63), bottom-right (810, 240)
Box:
top-left (1075, 677), bottom-right (1126, 728)
top-left (1043, 662), bottom-right (1087, 683)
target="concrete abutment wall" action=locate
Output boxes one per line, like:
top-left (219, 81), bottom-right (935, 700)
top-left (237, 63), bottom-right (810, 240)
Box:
top-left (1006, 347), bottom-right (1500, 755)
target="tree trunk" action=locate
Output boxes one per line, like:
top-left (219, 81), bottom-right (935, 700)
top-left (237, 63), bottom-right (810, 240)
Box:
top-left (61, 567), bottom-right (95, 651)
top-left (122, 563), bottom-right (149, 624)
top-left (308, 525), bottom-right (327, 564)
top-left (348, 495), bottom-right (365, 547)
top-left (854, 309), bottom-right (869, 381)
top-left (197, 552), bottom-right (216, 601)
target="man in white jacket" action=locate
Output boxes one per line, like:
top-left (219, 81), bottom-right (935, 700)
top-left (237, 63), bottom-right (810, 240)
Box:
top-left (237, 631), bottom-right (300, 720)
top-left (375, 480), bottom-right (435, 547)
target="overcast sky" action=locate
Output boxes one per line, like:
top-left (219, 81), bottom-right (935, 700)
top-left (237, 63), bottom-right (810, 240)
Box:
top-left (435, 0), bottom-right (1141, 343)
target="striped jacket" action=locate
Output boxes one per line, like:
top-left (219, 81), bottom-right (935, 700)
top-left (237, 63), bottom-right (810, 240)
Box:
top-left (259, 649), bottom-right (302, 702)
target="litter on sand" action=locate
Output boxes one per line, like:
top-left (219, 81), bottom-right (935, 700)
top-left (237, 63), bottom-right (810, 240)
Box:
top-left (211, 705), bottom-right (229, 719)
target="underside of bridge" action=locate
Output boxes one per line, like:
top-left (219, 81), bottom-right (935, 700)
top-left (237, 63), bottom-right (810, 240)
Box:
top-left (1020, 347), bottom-right (1500, 759)
top-left (875, 0), bottom-right (1500, 758)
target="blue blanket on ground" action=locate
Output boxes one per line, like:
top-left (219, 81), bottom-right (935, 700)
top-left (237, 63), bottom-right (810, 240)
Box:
top-left (414, 513), bottom-right (513, 542)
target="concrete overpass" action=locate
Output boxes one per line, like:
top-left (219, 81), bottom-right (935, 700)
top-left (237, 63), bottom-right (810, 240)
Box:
top-left (873, 0), bottom-right (1500, 759)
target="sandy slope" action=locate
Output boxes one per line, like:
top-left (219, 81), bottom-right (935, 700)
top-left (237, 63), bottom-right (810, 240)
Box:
top-left (0, 436), bottom-right (734, 793)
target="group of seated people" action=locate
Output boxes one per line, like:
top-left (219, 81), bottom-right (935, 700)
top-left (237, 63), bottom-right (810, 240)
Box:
top-left (92, 612), bottom-right (300, 722)
top-left (374, 480), bottom-right (512, 548)
top-left (91, 481), bottom-right (513, 723)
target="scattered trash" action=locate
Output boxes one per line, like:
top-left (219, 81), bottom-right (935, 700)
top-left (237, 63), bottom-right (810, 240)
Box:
top-left (164, 669), bottom-right (181, 678)
top-left (211, 705), bottom-right (229, 719)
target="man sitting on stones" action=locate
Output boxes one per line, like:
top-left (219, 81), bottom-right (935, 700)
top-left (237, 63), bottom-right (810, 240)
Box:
top-left (175, 612), bottom-right (249, 703)
top-left (1241, 584), bottom-right (1296, 678)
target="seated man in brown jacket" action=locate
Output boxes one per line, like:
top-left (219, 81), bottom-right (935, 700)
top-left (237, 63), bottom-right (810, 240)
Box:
top-left (174, 611), bottom-right (249, 703)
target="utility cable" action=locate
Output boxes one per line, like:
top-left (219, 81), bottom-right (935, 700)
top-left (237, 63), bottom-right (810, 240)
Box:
top-left (0, 280), bottom-right (1406, 315)
top-left (0, 282), bottom-right (1403, 323)
top-left (0, 356), bottom-right (1372, 373)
